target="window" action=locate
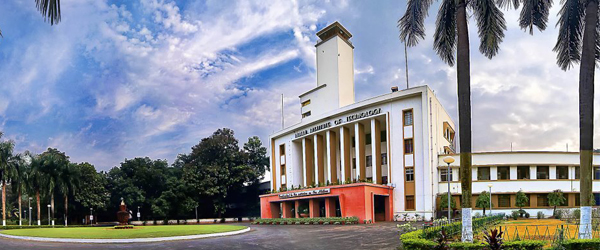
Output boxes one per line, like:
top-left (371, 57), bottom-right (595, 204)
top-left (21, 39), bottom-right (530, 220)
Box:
top-left (381, 131), bottom-right (387, 142)
top-left (498, 195), bottom-right (511, 208)
top-left (302, 111), bottom-right (311, 118)
top-left (497, 166), bottom-right (510, 180)
top-left (557, 166), bottom-right (568, 179)
top-left (595, 193), bottom-right (600, 206)
top-left (440, 169), bottom-right (452, 182)
top-left (405, 196), bottom-right (415, 210)
top-left (405, 168), bottom-right (414, 181)
top-left (537, 166), bottom-right (549, 179)
top-left (301, 99), bottom-right (311, 107)
top-left (366, 155), bottom-right (372, 167)
top-left (595, 167), bottom-right (600, 180)
top-left (366, 133), bottom-right (371, 145)
top-left (404, 139), bottom-right (414, 154)
top-left (352, 158), bottom-right (356, 169)
top-left (382, 176), bottom-right (388, 185)
top-left (381, 153), bottom-right (387, 165)
top-left (517, 166), bottom-right (530, 179)
top-left (575, 194), bottom-right (580, 206)
top-left (351, 136), bottom-right (355, 147)
top-left (537, 194), bottom-right (549, 207)
top-left (478, 167), bottom-right (490, 180)
top-left (575, 166), bottom-right (580, 179)
top-left (403, 110), bottom-right (413, 126)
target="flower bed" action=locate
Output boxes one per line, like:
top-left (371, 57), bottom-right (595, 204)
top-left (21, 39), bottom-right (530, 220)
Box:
top-left (252, 217), bottom-right (359, 225)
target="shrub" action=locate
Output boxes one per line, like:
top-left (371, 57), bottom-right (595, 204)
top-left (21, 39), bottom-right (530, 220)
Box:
top-left (402, 238), bottom-right (437, 250)
top-left (503, 240), bottom-right (545, 250)
top-left (483, 229), bottom-right (503, 250)
top-left (334, 221), bottom-right (340, 225)
top-left (561, 239), bottom-right (600, 250)
top-left (573, 209), bottom-right (580, 219)
top-left (449, 242), bottom-right (486, 250)
top-left (511, 210), bottom-right (520, 220)
top-left (525, 213), bottom-right (530, 219)
top-left (536, 211), bottom-right (545, 219)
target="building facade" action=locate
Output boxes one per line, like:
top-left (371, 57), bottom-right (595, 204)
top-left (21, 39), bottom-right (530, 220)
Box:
top-left (259, 22), bottom-right (594, 222)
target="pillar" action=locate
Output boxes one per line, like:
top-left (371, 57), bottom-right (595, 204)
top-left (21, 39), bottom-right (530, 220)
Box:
top-left (314, 134), bottom-right (325, 185)
top-left (295, 200), bottom-right (300, 218)
top-left (327, 131), bottom-right (338, 184)
top-left (355, 123), bottom-right (365, 181)
top-left (371, 119), bottom-right (382, 184)
top-left (302, 138), bottom-right (314, 186)
top-left (271, 139), bottom-right (277, 190)
top-left (270, 203), bottom-right (281, 218)
top-left (282, 202), bottom-right (294, 218)
top-left (309, 199), bottom-right (320, 218)
top-left (325, 198), bottom-right (336, 218)
top-left (340, 126), bottom-right (351, 183)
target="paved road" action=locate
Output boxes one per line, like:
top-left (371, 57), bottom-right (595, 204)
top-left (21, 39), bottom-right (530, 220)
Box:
top-left (0, 222), bottom-right (401, 250)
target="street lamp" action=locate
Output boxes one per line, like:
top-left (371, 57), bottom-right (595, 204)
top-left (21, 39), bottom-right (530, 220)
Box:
top-left (443, 156), bottom-right (455, 221)
top-left (488, 183), bottom-right (493, 216)
top-left (28, 197), bottom-right (32, 226)
top-left (90, 208), bottom-right (93, 225)
top-left (137, 206), bottom-right (140, 221)
top-left (195, 205), bottom-right (199, 223)
top-left (47, 205), bottom-right (51, 226)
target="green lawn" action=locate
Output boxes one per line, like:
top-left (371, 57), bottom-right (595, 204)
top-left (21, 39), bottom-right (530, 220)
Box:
top-left (0, 225), bottom-right (247, 239)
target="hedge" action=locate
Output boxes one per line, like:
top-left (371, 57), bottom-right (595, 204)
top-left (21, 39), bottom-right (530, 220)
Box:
top-left (252, 217), bottom-right (359, 225)
top-left (502, 240), bottom-right (545, 250)
top-left (561, 239), bottom-right (600, 250)
top-left (1, 225), bottom-right (98, 230)
top-left (448, 242), bottom-right (486, 250)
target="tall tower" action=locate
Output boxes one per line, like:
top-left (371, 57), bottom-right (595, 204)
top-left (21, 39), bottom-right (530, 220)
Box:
top-left (300, 22), bottom-right (355, 119)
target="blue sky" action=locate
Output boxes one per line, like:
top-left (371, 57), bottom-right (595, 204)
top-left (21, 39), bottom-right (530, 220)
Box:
top-left (0, 0), bottom-right (594, 170)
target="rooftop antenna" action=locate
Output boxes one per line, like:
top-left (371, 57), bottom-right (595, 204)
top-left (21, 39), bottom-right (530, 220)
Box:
top-left (404, 38), bottom-right (409, 89)
top-left (281, 94), bottom-right (284, 129)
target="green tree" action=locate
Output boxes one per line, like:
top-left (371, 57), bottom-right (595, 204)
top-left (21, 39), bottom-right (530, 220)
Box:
top-left (475, 191), bottom-right (492, 216)
top-left (40, 148), bottom-right (70, 224)
top-left (73, 162), bottom-right (108, 211)
top-left (399, 0), bottom-right (507, 229)
top-left (439, 192), bottom-right (457, 212)
top-left (0, 0), bottom-right (61, 37)
top-left (183, 129), bottom-right (266, 218)
top-left (548, 189), bottom-right (566, 217)
top-left (515, 190), bottom-right (529, 211)
top-left (0, 139), bottom-right (16, 226)
top-left (57, 162), bottom-right (80, 226)
top-left (10, 152), bottom-right (29, 226)
top-left (28, 154), bottom-right (44, 225)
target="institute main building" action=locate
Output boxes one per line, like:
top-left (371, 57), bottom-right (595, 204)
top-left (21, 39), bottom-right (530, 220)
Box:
top-left (259, 22), bottom-right (600, 222)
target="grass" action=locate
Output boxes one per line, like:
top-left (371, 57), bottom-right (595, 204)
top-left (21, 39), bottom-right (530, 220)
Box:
top-left (0, 225), bottom-right (247, 239)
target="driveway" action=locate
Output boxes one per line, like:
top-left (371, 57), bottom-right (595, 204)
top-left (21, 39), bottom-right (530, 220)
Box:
top-left (0, 222), bottom-right (401, 250)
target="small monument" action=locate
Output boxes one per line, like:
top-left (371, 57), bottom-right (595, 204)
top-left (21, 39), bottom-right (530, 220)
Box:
top-left (115, 197), bottom-right (133, 229)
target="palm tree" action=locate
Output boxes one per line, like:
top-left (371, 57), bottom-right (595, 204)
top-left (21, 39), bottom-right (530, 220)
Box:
top-left (11, 152), bottom-right (30, 227)
top-left (58, 163), bottom-right (79, 226)
top-left (0, 140), bottom-right (16, 227)
top-left (40, 148), bottom-right (69, 226)
top-left (28, 154), bottom-right (44, 226)
top-left (399, 0), bottom-right (507, 242)
top-left (0, 0), bottom-right (61, 37)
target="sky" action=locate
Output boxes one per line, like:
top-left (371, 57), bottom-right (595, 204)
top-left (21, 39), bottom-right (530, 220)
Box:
top-left (0, 0), bottom-right (594, 171)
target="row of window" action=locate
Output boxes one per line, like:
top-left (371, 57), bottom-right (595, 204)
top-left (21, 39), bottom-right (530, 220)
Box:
top-left (495, 193), bottom-right (600, 207)
top-left (353, 153), bottom-right (388, 168)
top-left (439, 166), bottom-right (600, 181)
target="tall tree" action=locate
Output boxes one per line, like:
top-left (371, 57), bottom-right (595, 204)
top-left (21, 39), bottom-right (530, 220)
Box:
top-left (548, 189), bottom-right (566, 217)
top-left (10, 152), bottom-right (29, 226)
top-left (58, 163), bottom-right (80, 226)
top-left (399, 0), bottom-right (507, 241)
top-left (0, 0), bottom-right (61, 38)
top-left (0, 139), bottom-right (16, 226)
top-left (475, 191), bottom-right (491, 216)
top-left (28, 154), bottom-right (44, 225)
top-left (73, 162), bottom-right (108, 211)
top-left (40, 148), bottom-right (69, 225)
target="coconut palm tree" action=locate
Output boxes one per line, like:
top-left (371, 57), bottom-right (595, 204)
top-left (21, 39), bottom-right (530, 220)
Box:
top-left (58, 162), bottom-right (79, 226)
top-left (11, 152), bottom-right (30, 226)
top-left (28, 154), bottom-right (45, 226)
top-left (399, 0), bottom-right (507, 241)
top-left (0, 0), bottom-right (61, 37)
top-left (0, 140), bottom-right (16, 227)
top-left (40, 148), bottom-right (68, 226)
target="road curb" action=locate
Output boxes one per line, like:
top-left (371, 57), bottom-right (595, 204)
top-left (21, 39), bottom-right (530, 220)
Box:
top-left (0, 227), bottom-right (251, 244)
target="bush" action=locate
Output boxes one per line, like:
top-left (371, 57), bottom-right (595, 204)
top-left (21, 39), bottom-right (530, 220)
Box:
top-left (525, 213), bottom-right (530, 219)
top-left (449, 242), bottom-right (486, 249)
top-left (561, 239), bottom-right (600, 250)
top-left (536, 211), bottom-right (545, 219)
top-left (511, 210), bottom-right (520, 220)
top-left (402, 238), bottom-right (437, 250)
top-left (503, 240), bottom-right (545, 250)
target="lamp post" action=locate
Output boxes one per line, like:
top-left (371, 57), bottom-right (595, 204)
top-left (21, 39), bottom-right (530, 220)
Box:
top-left (47, 205), bottom-right (51, 226)
top-left (443, 156), bottom-right (455, 221)
top-left (90, 208), bottom-right (93, 225)
top-left (28, 197), bottom-right (32, 226)
top-left (195, 205), bottom-right (198, 223)
top-left (488, 184), bottom-right (493, 216)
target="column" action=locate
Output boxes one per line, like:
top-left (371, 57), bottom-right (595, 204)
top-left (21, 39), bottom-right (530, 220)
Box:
top-left (302, 138), bottom-right (314, 186)
top-left (295, 200), bottom-right (300, 218)
top-left (282, 202), bottom-right (294, 218)
top-left (327, 131), bottom-right (338, 184)
top-left (309, 199), bottom-right (320, 218)
top-left (490, 166), bottom-right (498, 181)
top-left (530, 165), bottom-right (536, 180)
top-left (355, 123), bottom-right (366, 181)
top-left (314, 134), bottom-right (325, 185)
top-left (325, 198), bottom-right (335, 217)
top-left (271, 139), bottom-right (277, 190)
top-left (340, 126), bottom-right (351, 183)
top-left (371, 119), bottom-right (382, 184)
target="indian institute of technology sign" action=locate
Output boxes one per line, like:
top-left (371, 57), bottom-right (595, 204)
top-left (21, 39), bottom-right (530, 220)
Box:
top-left (294, 108), bottom-right (382, 138)
top-left (278, 189), bottom-right (331, 199)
